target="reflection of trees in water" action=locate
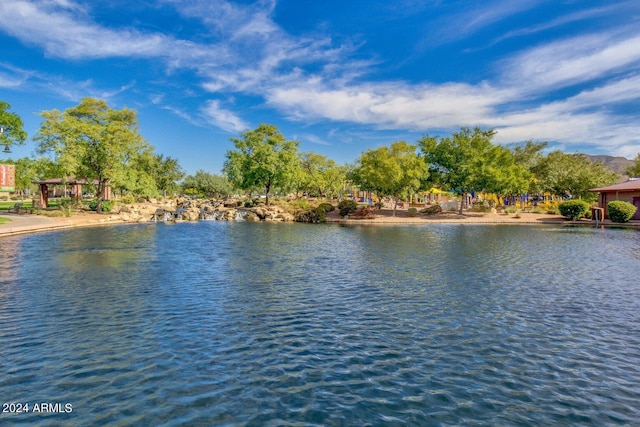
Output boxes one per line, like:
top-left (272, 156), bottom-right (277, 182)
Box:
top-left (57, 225), bottom-right (159, 272)
top-left (0, 236), bottom-right (20, 283)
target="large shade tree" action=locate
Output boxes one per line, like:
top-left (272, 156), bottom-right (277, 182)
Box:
top-left (35, 97), bottom-right (151, 212)
top-left (419, 127), bottom-right (502, 214)
top-left (223, 124), bottom-right (300, 205)
top-left (182, 170), bottom-right (232, 198)
top-left (297, 152), bottom-right (347, 198)
top-left (0, 101), bottom-right (27, 151)
top-left (532, 151), bottom-right (618, 201)
top-left (353, 141), bottom-right (427, 216)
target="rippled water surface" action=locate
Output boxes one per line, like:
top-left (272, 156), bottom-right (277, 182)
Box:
top-left (1, 222), bottom-right (640, 426)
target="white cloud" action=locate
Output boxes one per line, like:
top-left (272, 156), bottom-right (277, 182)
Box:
top-left (267, 79), bottom-right (514, 129)
top-left (501, 30), bottom-right (640, 94)
top-left (202, 100), bottom-right (247, 133)
top-left (0, 1), bottom-right (170, 59)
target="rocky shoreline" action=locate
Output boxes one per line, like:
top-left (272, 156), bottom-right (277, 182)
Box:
top-left (5, 198), bottom-right (637, 237)
top-left (114, 198), bottom-right (296, 223)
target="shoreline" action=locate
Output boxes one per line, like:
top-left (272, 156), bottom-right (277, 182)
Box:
top-left (2, 208), bottom-right (638, 237)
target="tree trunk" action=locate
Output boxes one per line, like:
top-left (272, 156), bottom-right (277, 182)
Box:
top-left (265, 181), bottom-right (271, 206)
top-left (393, 197), bottom-right (398, 216)
top-left (459, 191), bottom-right (466, 215)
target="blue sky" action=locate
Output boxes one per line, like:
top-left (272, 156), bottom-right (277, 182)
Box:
top-left (1, 0), bottom-right (639, 175)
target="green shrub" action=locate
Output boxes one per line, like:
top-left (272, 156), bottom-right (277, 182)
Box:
top-left (294, 199), bottom-right (310, 210)
top-left (558, 200), bottom-right (590, 220)
top-left (469, 203), bottom-right (491, 213)
top-left (338, 199), bottom-right (358, 217)
top-left (87, 200), bottom-right (113, 212)
top-left (318, 202), bottom-right (335, 212)
top-left (504, 206), bottom-right (518, 215)
top-left (531, 207), bottom-right (546, 214)
top-left (120, 194), bottom-right (136, 204)
top-left (407, 207), bottom-right (418, 217)
top-left (294, 207), bottom-right (327, 223)
top-left (607, 200), bottom-right (637, 223)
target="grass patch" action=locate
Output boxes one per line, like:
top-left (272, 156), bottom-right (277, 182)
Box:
top-left (0, 201), bottom-right (33, 211)
top-left (0, 217), bottom-right (11, 224)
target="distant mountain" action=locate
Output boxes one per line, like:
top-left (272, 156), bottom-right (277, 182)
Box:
top-left (585, 155), bottom-right (634, 175)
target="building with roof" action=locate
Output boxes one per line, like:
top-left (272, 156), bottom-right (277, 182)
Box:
top-left (589, 178), bottom-right (640, 220)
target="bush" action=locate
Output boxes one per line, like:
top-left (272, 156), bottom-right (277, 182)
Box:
top-left (295, 207), bottom-right (327, 223)
top-left (87, 199), bottom-right (113, 212)
top-left (558, 200), bottom-right (590, 220)
top-left (338, 199), bottom-right (358, 217)
top-left (294, 199), bottom-right (310, 210)
top-left (468, 203), bottom-right (491, 213)
top-left (531, 207), bottom-right (546, 214)
top-left (504, 206), bottom-right (518, 215)
top-left (318, 202), bottom-right (335, 212)
top-left (607, 200), bottom-right (637, 223)
top-left (120, 194), bottom-right (136, 204)
top-left (407, 207), bottom-right (418, 217)
top-left (350, 207), bottom-right (375, 219)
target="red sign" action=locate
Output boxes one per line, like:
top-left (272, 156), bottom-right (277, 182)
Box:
top-left (0, 164), bottom-right (16, 192)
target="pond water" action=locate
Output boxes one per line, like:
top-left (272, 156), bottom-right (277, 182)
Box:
top-left (1, 222), bottom-right (639, 426)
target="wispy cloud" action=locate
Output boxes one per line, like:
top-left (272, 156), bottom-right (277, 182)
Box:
top-left (202, 100), bottom-right (247, 133)
top-left (267, 79), bottom-right (513, 130)
top-left (500, 29), bottom-right (640, 94)
top-left (486, 4), bottom-right (623, 48)
top-left (423, 0), bottom-right (547, 46)
top-left (1, 0), bottom-right (639, 159)
top-left (0, 1), bottom-right (175, 59)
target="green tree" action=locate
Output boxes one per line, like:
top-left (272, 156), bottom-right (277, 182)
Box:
top-left (419, 127), bottom-right (501, 214)
top-left (353, 141), bottom-right (427, 216)
top-left (480, 145), bottom-right (531, 206)
top-left (2, 156), bottom-right (62, 199)
top-left (35, 98), bottom-right (151, 212)
top-left (182, 170), bottom-right (232, 198)
top-left (152, 155), bottom-right (184, 198)
top-left (0, 101), bottom-right (27, 151)
top-left (532, 151), bottom-right (618, 201)
top-left (223, 124), bottom-right (300, 205)
top-left (111, 148), bottom-right (157, 198)
top-left (626, 153), bottom-right (640, 177)
top-left (512, 140), bottom-right (548, 194)
top-left (298, 152), bottom-right (346, 198)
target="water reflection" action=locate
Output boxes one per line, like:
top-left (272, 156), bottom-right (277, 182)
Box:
top-left (1, 223), bottom-right (639, 425)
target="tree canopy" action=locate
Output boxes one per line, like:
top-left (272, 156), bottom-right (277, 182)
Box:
top-left (0, 101), bottom-right (27, 150)
top-left (297, 152), bottom-right (347, 199)
top-left (353, 141), bottom-right (427, 215)
top-left (35, 97), bottom-right (151, 212)
top-left (182, 170), bottom-right (232, 198)
top-left (223, 124), bottom-right (300, 205)
top-left (420, 127), bottom-right (508, 213)
top-left (532, 151), bottom-right (618, 201)
top-left (626, 153), bottom-right (640, 178)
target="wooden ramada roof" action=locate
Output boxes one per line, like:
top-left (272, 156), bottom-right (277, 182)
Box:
top-left (35, 177), bottom-right (99, 185)
top-left (590, 178), bottom-right (640, 193)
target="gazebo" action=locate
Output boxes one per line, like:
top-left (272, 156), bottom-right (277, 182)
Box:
top-left (35, 178), bottom-right (111, 208)
top-left (589, 178), bottom-right (640, 220)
